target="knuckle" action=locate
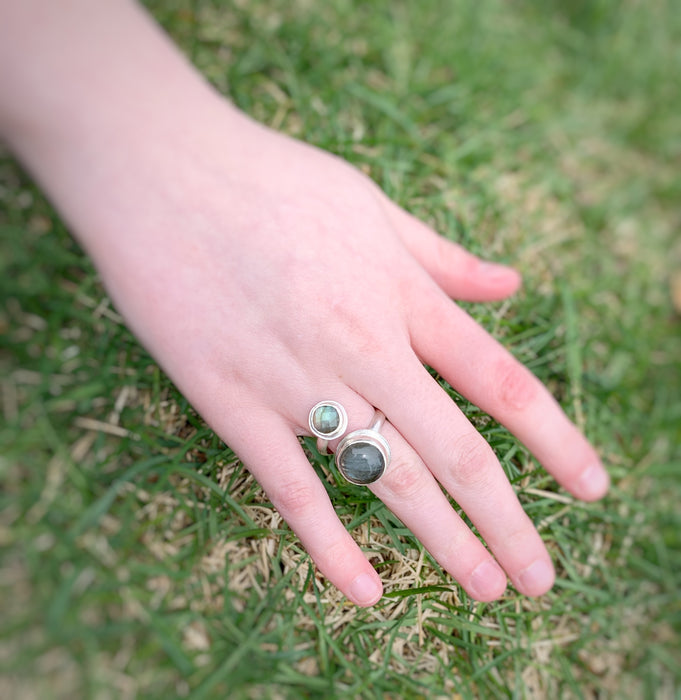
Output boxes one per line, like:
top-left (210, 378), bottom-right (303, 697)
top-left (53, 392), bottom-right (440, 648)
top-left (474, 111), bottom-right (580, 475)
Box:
top-left (271, 480), bottom-right (318, 522)
top-left (432, 235), bottom-right (455, 276)
top-left (316, 536), bottom-right (356, 574)
top-left (492, 356), bottom-right (538, 412)
top-left (327, 302), bottom-right (391, 360)
top-left (382, 457), bottom-right (423, 499)
top-left (453, 246), bottom-right (479, 279)
top-left (447, 433), bottom-right (494, 488)
top-left (505, 525), bottom-right (535, 553)
top-left (426, 237), bottom-right (466, 288)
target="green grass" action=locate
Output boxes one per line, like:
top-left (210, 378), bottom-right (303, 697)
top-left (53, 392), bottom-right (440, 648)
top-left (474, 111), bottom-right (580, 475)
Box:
top-left (1, 0), bottom-right (680, 697)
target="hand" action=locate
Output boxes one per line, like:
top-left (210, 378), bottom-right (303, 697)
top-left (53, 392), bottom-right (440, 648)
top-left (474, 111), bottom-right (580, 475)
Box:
top-left (0, 0), bottom-right (608, 607)
top-left (65, 103), bottom-right (608, 606)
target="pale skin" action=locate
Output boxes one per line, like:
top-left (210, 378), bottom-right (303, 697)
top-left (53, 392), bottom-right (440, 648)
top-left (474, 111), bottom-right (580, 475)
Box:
top-left (0, 1), bottom-right (609, 606)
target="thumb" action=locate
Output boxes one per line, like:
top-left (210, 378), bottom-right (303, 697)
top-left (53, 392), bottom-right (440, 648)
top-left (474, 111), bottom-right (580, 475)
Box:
top-left (390, 206), bottom-right (522, 302)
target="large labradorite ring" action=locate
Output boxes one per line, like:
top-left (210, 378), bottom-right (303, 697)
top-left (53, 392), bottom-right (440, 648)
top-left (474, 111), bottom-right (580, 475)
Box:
top-left (309, 401), bottom-right (349, 454)
top-left (335, 410), bottom-right (391, 485)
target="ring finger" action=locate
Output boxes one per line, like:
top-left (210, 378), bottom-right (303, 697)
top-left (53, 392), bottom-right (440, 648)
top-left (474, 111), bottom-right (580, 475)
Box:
top-left (313, 393), bottom-right (511, 600)
top-left (366, 420), bottom-right (508, 601)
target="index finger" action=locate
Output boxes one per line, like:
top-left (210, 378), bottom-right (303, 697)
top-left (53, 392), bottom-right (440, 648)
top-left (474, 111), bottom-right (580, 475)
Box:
top-left (217, 412), bottom-right (384, 607)
top-left (409, 288), bottom-right (610, 501)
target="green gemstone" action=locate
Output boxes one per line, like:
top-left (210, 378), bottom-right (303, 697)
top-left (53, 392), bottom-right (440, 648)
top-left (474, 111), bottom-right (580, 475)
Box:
top-left (338, 441), bottom-right (386, 484)
top-left (312, 405), bottom-right (340, 435)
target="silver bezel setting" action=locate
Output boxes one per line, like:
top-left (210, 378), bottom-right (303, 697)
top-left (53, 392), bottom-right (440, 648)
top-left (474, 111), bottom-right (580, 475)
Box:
top-left (308, 400), bottom-right (348, 441)
top-left (335, 428), bottom-right (391, 485)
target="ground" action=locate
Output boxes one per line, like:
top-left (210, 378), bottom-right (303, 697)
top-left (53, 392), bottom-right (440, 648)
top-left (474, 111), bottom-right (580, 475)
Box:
top-left (1, 1), bottom-right (679, 697)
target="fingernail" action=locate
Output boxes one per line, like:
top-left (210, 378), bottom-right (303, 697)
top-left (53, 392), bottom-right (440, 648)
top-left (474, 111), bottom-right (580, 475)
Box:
top-left (469, 559), bottom-right (507, 601)
top-left (577, 463), bottom-right (610, 501)
top-left (480, 262), bottom-right (519, 283)
top-left (517, 559), bottom-right (555, 596)
top-left (348, 573), bottom-right (382, 606)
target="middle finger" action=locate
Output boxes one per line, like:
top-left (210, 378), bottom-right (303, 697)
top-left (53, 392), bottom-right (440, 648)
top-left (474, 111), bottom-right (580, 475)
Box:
top-left (366, 420), bottom-right (508, 602)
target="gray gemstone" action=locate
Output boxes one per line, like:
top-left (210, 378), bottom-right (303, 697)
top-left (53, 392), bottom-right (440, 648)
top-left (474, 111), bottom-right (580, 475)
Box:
top-left (338, 441), bottom-right (386, 484)
top-left (312, 405), bottom-right (340, 435)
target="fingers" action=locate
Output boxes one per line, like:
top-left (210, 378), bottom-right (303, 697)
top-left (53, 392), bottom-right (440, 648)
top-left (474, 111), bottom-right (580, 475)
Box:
top-left (354, 357), bottom-right (557, 597)
top-left (211, 283), bottom-right (606, 606)
top-left (226, 412), bottom-right (383, 607)
top-left (367, 421), bottom-right (508, 601)
top-left (388, 205), bottom-right (521, 302)
top-left (301, 391), bottom-right (510, 600)
top-left (409, 287), bottom-right (610, 502)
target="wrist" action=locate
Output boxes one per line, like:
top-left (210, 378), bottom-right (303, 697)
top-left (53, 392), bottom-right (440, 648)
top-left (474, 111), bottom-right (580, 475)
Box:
top-left (0, 0), bottom-right (256, 259)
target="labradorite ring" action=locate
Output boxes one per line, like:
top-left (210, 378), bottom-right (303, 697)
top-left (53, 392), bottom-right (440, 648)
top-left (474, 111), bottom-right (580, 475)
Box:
top-left (309, 400), bottom-right (349, 454)
top-left (335, 410), bottom-right (391, 485)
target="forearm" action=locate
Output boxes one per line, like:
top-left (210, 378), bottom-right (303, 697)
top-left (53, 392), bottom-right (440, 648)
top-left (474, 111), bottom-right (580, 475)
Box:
top-left (0, 0), bottom-right (242, 251)
top-left (0, 0), bottom-right (225, 143)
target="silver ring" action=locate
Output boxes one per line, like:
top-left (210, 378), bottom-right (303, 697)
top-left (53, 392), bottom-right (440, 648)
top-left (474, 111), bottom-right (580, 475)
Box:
top-left (335, 409), bottom-right (391, 485)
top-left (308, 401), bottom-right (348, 454)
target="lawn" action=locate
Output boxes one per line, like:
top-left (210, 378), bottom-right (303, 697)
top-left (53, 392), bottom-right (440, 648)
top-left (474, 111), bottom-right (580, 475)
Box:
top-left (1, 0), bottom-right (680, 697)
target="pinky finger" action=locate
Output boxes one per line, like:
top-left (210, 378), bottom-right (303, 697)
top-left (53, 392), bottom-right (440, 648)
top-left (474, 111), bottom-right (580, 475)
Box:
top-left (233, 417), bottom-right (383, 607)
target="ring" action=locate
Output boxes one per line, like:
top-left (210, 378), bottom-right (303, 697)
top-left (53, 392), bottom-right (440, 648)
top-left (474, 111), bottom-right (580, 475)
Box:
top-left (335, 409), bottom-right (391, 485)
top-left (308, 401), bottom-right (349, 454)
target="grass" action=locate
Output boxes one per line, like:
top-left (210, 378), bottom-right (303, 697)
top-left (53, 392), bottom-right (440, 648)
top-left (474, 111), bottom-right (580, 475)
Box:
top-left (1, 0), bottom-right (680, 697)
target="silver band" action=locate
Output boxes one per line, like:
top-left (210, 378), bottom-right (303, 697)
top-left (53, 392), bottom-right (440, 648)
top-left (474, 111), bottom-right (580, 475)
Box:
top-left (369, 410), bottom-right (386, 433)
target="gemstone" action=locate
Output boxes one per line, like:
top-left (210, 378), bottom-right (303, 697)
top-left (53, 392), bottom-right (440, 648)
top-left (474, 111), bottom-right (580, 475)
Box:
top-left (312, 404), bottom-right (340, 435)
top-left (337, 441), bottom-right (386, 485)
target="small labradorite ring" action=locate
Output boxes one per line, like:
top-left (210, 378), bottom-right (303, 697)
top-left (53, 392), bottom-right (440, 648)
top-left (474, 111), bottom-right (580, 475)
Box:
top-left (308, 401), bottom-right (349, 453)
top-left (335, 410), bottom-right (391, 486)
